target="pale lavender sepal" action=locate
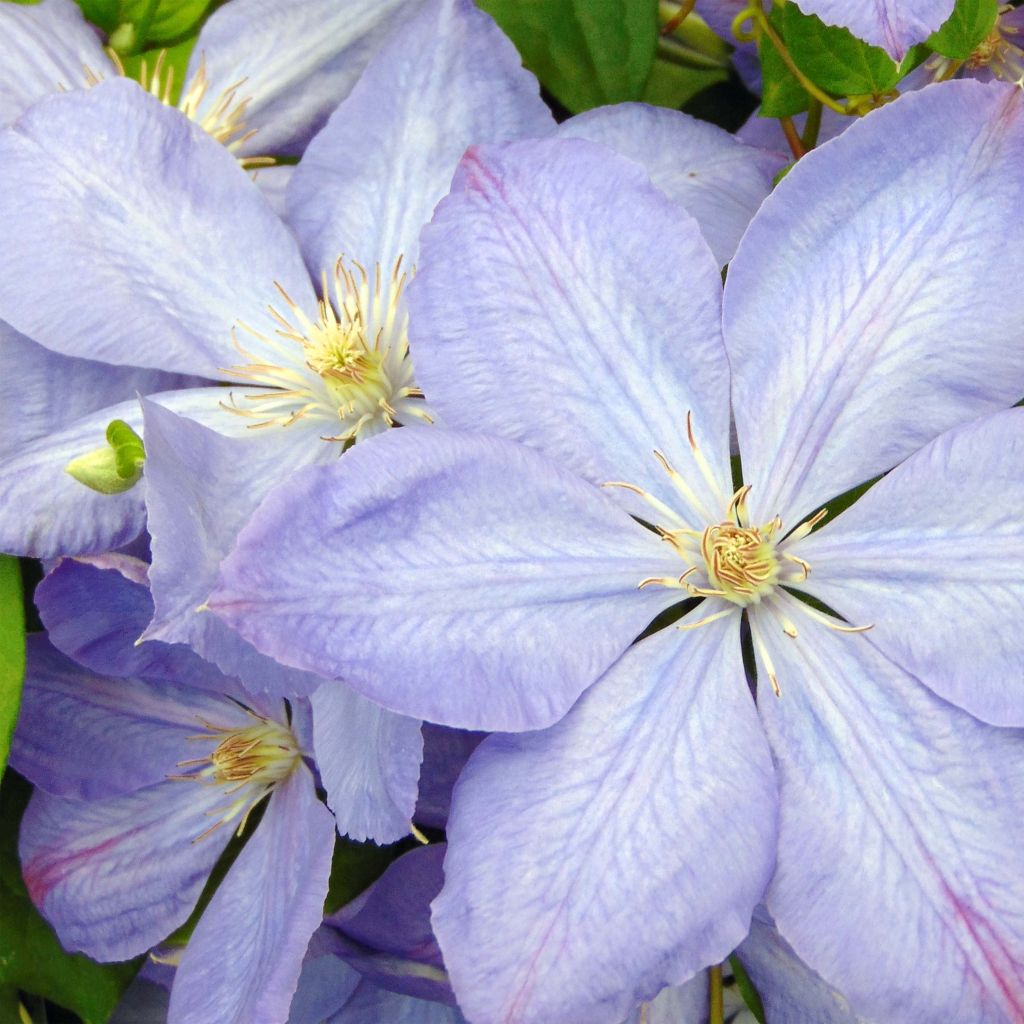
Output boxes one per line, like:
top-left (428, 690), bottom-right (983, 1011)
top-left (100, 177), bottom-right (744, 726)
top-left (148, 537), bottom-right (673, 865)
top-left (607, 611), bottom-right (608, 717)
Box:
top-left (624, 976), bottom-right (709, 1024)
top-left (434, 618), bottom-right (777, 1024)
top-left (285, 0), bottom-right (553, 276)
top-left (793, 0), bottom-right (954, 59)
top-left (0, 394), bottom-right (149, 558)
top-left (251, 164), bottom-right (295, 217)
top-left (169, 766), bottom-right (335, 1024)
top-left (330, 844), bottom-right (452, 1004)
top-left (557, 103), bottom-right (785, 265)
top-left (36, 557), bottom-right (248, 697)
top-left (0, 0), bottom-right (113, 125)
top-left (0, 324), bottom-right (203, 459)
top-left (211, 427), bottom-right (681, 731)
top-left (793, 408), bottom-right (1024, 726)
top-left (736, 908), bottom-right (875, 1024)
top-left (726, 80), bottom-right (1024, 527)
top-left (0, 79), bottom-right (315, 378)
top-left (408, 137), bottom-right (732, 522)
top-left (11, 635), bottom-right (240, 800)
top-left (142, 399), bottom-right (327, 697)
top-left (752, 608), bottom-right (1024, 1022)
top-left (311, 683), bottom-right (423, 843)
top-left (288, 941), bottom-right (362, 1024)
top-left (188, 0), bottom-right (418, 157)
top-left (328, 980), bottom-right (468, 1024)
top-left (19, 781), bottom-right (234, 961)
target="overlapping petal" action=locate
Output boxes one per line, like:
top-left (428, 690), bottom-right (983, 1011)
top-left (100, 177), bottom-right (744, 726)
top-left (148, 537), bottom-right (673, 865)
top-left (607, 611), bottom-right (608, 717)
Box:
top-left (794, 0), bottom-right (954, 59)
top-left (19, 781), bottom-right (234, 961)
top-left (557, 103), bottom-right (785, 265)
top-left (725, 81), bottom-right (1024, 526)
top-left (752, 610), bottom-right (1024, 1023)
top-left (12, 635), bottom-right (245, 800)
top-left (142, 399), bottom-right (326, 696)
top-left (188, 0), bottom-right (417, 156)
top-left (285, 0), bottom-right (553, 275)
top-left (0, 0), bottom-right (112, 126)
top-left (0, 79), bottom-right (313, 378)
top-left (311, 683), bottom-right (423, 843)
top-left (794, 408), bottom-right (1024, 725)
top-left (433, 619), bottom-right (777, 1024)
top-left (408, 137), bottom-right (732, 520)
top-left (169, 767), bottom-right (335, 1024)
top-left (212, 427), bottom-right (681, 731)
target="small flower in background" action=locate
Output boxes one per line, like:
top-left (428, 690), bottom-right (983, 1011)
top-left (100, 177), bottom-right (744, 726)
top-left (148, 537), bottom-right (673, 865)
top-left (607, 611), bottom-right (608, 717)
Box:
top-left (10, 557), bottom-right (335, 1024)
top-left (210, 79), bottom-right (1024, 1022)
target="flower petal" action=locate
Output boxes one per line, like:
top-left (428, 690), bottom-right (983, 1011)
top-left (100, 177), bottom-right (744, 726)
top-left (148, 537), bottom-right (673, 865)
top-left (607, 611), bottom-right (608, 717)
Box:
top-left (409, 136), bottom-right (732, 520)
top-left (19, 781), bottom-right (233, 961)
top-left (36, 557), bottom-right (246, 696)
top-left (0, 395), bottom-right (148, 558)
top-left (793, 0), bottom-right (954, 59)
top-left (286, 0), bottom-right (553, 274)
top-left (311, 682), bottom-right (423, 843)
top-left (211, 427), bottom-right (681, 731)
top-left (141, 398), bottom-right (326, 696)
top-left (557, 103), bottom-right (785, 265)
top-left (751, 608), bottom-right (1024, 1023)
top-left (414, 725), bottom-right (485, 830)
top-left (725, 81), bottom-right (1024, 526)
top-left (433, 618), bottom-right (777, 1024)
top-left (11, 636), bottom-right (246, 799)
top-left (0, 0), bottom-right (113, 125)
top-left (169, 766), bottom-right (335, 1024)
top-left (736, 908), bottom-right (874, 1024)
top-left (794, 408), bottom-right (1024, 726)
top-left (188, 0), bottom-right (414, 157)
top-left (0, 79), bottom-right (314, 377)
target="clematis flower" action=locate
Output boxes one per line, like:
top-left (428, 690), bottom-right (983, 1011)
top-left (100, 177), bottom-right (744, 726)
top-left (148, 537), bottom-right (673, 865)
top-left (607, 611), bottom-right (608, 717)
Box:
top-left (11, 562), bottom-right (335, 1024)
top-left (211, 79), bottom-right (1024, 1023)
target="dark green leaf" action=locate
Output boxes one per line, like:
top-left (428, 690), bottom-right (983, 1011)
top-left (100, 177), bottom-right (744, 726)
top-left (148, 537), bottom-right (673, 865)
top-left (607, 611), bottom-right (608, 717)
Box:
top-left (0, 775), bottom-right (139, 1023)
top-left (758, 4), bottom-right (810, 117)
top-left (783, 2), bottom-right (900, 95)
top-left (74, 0), bottom-right (119, 30)
top-left (477, 0), bottom-right (659, 113)
top-left (927, 0), bottom-right (998, 59)
top-left (0, 557), bottom-right (23, 782)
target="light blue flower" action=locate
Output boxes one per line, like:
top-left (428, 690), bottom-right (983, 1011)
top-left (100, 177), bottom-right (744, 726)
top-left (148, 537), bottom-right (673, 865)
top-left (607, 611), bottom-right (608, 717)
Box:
top-left (211, 80), bottom-right (1024, 1023)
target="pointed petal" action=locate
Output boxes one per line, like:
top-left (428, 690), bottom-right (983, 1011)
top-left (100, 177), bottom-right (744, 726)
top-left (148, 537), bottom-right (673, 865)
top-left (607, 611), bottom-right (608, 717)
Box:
top-left (286, 0), bottom-right (552, 275)
top-left (36, 557), bottom-right (246, 696)
top-left (0, 79), bottom-right (314, 377)
top-left (0, 395), bottom-right (148, 558)
top-left (311, 683), bottom-right (423, 843)
top-left (287, 941), bottom-right (362, 1024)
top-left (251, 164), bottom-right (293, 217)
top-left (414, 725), bottom-right (485, 830)
top-left (794, 0), bottom-right (954, 60)
top-left (329, 980), bottom-right (469, 1023)
top-left (752, 608), bottom-right (1024, 1023)
top-left (558, 103), bottom-right (785, 265)
top-left (189, 0), bottom-right (418, 157)
top-left (736, 908), bottom-right (874, 1024)
top-left (409, 136), bottom-right (732, 520)
top-left (142, 398), bottom-right (326, 696)
top-left (433, 618), bottom-right (777, 1024)
top-left (211, 427), bottom-right (681, 731)
top-left (11, 635), bottom-right (247, 799)
top-left (19, 781), bottom-right (233, 961)
top-left (0, 0), bottom-right (113, 125)
top-left (726, 81), bottom-right (1024, 526)
top-left (169, 767), bottom-right (335, 1024)
top-left (794, 408), bottom-right (1024, 726)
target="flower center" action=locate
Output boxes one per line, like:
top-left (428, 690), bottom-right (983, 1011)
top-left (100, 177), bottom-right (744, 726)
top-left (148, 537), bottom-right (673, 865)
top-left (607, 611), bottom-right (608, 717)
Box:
top-left (701, 520), bottom-right (781, 607)
top-left (222, 256), bottom-right (432, 444)
top-left (172, 710), bottom-right (301, 840)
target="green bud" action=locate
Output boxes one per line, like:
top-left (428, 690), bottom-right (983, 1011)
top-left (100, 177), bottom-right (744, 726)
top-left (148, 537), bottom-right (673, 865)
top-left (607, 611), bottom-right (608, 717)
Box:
top-left (65, 420), bottom-right (146, 495)
top-left (108, 22), bottom-right (138, 55)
